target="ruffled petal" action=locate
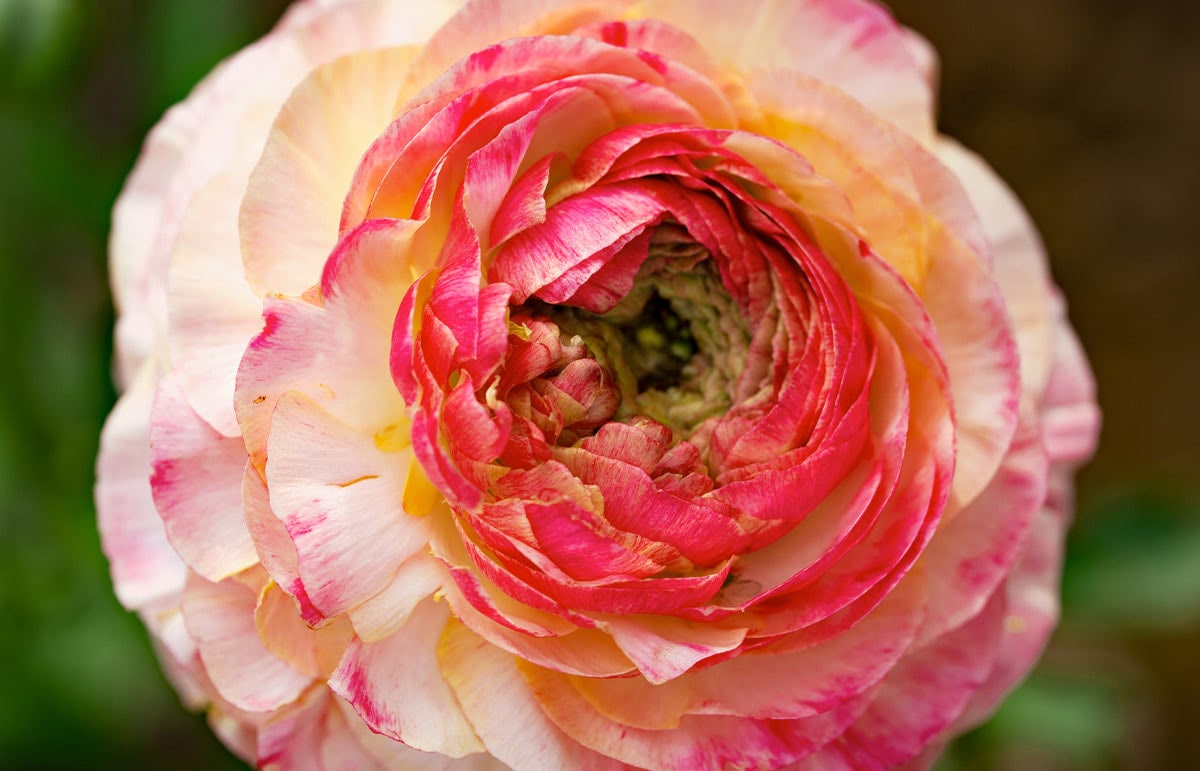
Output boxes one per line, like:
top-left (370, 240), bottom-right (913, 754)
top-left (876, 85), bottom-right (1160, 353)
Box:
top-left (150, 374), bottom-right (259, 582)
top-left (265, 392), bottom-right (432, 620)
top-left (329, 598), bottom-right (486, 757)
top-left (180, 570), bottom-right (314, 713)
top-left (96, 363), bottom-right (186, 608)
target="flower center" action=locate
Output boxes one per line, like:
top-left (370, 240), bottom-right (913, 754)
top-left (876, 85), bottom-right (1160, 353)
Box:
top-left (519, 226), bottom-right (751, 442)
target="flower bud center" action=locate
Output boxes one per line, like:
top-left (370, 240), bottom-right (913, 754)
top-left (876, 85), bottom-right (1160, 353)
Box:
top-left (518, 226), bottom-right (750, 445)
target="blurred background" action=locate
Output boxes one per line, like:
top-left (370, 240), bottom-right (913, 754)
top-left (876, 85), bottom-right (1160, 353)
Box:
top-left (0, 0), bottom-right (1195, 768)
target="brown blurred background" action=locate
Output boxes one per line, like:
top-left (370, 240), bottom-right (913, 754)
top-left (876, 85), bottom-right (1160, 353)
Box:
top-left (0, 0), bottom-right (1196, 768)
top-left (889, 2), bottom-right (1200, 768)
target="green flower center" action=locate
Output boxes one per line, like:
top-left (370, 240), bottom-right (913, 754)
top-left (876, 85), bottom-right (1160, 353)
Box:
top-left (533, 230), bottom-right (751, 440)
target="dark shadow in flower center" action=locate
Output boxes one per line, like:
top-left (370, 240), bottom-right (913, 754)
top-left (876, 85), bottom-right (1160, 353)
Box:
top-left (620, 290), bottom-right (697, 393)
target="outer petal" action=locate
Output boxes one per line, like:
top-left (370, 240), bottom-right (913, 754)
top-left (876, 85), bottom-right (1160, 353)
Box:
top-left (96, 362), bottom-right (186, 608)
top-left (241, 46), bottom-right (421, 297)
top-left (180, 570), bottom-right (314, 713)
top-left (329, 598), bottom-right (486, 757)
top-left (150, 373), bottom-right (259, 582)
top-left (439, 619), bottom-right (623, 770)
top-left (954, 311), bottom-right (1100, 730)
top-left (1039, 307), bottom-right (1102, 468)
top-left (808, 593), bottom-right (1006, 769)
top-left (572, 572), bottom-right (925, 729)
top-left (647, 0), bottom-right (935, 139)
top-left (524, 663), bottom-right (867, 771)
top-left (166, 173), bottom-right (265, 437)
top-left (933, 139), bottom-right (1056, 400)
top-left (134, 0), bottom-right (461, 436)
top-left (109, 105), bottom-right (197, 385)
top-left (914, 413), bottom-right (1047, 646)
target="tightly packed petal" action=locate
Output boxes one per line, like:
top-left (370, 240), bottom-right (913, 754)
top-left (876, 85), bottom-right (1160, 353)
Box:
top-left (98, 1), bottom-right (1100, 769)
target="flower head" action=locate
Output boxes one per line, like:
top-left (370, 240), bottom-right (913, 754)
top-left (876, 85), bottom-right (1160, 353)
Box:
top-left (98, 1), bottom-right (1100, 768)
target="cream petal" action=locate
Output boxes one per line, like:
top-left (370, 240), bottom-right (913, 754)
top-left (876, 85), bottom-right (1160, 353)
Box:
top-left (241, 47), bottom-right (420, 297)
top-left (601, 615), bottom-right (749, 684)
top-left (933, 138), bottom-right (1056, 400)
top-left (96, 362), bottom-right (186, 609)
top-left (166, 173), bottom-right (264, 437)
top-left (180, 571), bottom-right (314, 713)
top-left (150, 373), bottom-right (259, 582)
top-left (241, 462), bottom-right (322, 625)
top-left (235, 220), bottom-right (418, 470)
top-left (401, 0), bottom-right (634, 97)
top-left (265, 392), bottom-right (432, 620)
top-left (348, 554), bottom-right (447, 643)
top-left (647, 0), bottom-right (935, 139)
top-left (525, 662), bottom-right (865, 770)
top-left (330, 696), bottom-right (501, 770)
top-left (109, 102), bottom-right (199, 386)
top-left (439, 619), bottom-right (623, 770)
top-left (330, 598), bottom-right (486, 757)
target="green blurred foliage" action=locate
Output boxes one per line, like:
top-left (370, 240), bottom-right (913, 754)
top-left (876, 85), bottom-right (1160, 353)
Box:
top-left (0, 1), bottom-right (1196, 769)
top-left (0, 2), bottom-right (284, 768)
top-left (1065, 493), bottom-right (1200, 630)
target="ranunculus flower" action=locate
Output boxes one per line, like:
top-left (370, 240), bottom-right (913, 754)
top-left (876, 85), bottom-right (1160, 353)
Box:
top-left (97, 0), bottom-right (1101, 768)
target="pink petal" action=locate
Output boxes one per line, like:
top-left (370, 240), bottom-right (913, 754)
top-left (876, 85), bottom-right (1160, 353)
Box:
top-left (329, 598), bottom-right (485, 757)
top-left (180, 570), bottom-right (314, 713)
top-left (96, 364), bottom-right (186, 608)
top-left (489, 181), bottom-right (663, 302)
top-left (1039, 317), bottom-right (1102, 466)
top-left (573, 573), bottom-right (923, 730)
top-left (915, 414), bottom-right (1047, 646)
top-left (810, 593), bottom-right (1006, 769)
top-left (150, 374), bottom-right (258, 582)
top-left (952, 474), bottom-right (1068, 733)
top-left (256, 688), bottom-right (338, 771)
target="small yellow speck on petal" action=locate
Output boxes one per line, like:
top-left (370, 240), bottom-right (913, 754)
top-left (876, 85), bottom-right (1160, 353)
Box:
top-left (1004, 614), bottom-right (1028, 634)
top-left (373, 420), bottom-right (412, 453)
